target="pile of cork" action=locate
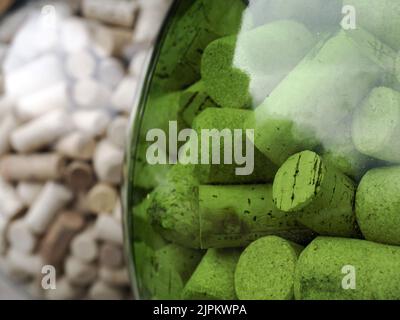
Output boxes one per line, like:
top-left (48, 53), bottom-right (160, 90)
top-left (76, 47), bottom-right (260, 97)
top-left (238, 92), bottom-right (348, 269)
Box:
top-left (0, 0), bottom-right (171, 299)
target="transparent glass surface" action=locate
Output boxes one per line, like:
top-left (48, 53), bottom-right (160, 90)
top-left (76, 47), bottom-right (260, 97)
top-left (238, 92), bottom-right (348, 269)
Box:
top-left (125, 0), bottom-right (400, 300)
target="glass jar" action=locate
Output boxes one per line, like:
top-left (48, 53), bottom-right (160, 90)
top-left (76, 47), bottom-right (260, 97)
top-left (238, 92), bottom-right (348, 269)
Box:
top-left (125, 0), bottom-right (400, 300)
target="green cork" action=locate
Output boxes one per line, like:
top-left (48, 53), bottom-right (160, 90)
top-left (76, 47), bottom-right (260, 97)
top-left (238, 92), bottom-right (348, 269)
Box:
top-left (295, 237), bottom-right (400, 300)
top-left (352, 87), bottom-right (400, 164)
top-left (245, 30), bottom-right (384, 165)
top-left (201, 20), bottom-right (315, 109)
top-left (199, 184), bottom-right (315, 248)
top-left (343, 0), bottom-right (400, 51)
top-left (234, 236), bottom-right (303, 300)
top-left (154, 0), bottom-right (245, 90)
top-left (182, 248), bottom-right (241, 300)
top-left (273, 151), bottom-right (358, 237)
top-left (179, 81), bottom-right (219, 126)
top-left (192, 108), bottom-right (278, 184)
top-left (356, 166), bottom-right (400, 246)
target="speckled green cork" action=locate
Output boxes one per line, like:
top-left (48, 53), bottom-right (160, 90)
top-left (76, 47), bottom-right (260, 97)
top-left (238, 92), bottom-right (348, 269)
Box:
top-left (352, 87), bottom-right (400, 163)
top-left (356, 166), bottom-right (400, 246)
top-left (235, 236), bottom-right (303, 300)
top-left (179, 81), bottom-right (219, 126)
top-left (192, 107), bottom-right (278, 184)
top-left (295, 237), bottom-right (400, 300)
top-left (343, 0), bottom-right (400, 51)
top-left (182, 248), bottom-right (241, 300)
top-left (154, 0), bottom-right (245, 90)
top-left (273, 151), bottom-right (358, 237)
top-left (201, 20), bottom-right (315, 109)
top-left (199, 184), bottom-right (315, 248)
top-left (245, 30), bottom-right (384, 165)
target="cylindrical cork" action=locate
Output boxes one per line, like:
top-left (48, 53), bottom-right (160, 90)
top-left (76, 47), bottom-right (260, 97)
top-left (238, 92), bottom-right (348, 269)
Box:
top-left (295, 237), bottom-right (400, 300)
top-left (0, 153), bottom-right (66, 182)
top-left (40, 211), bottom-right (85, 266)
top-left (70, 226), bottom-right (99, 263)
top-left (0, 178), bottom-right (24, 220)
top-left (273, 150), bottom-right (357, 237)
top-left (110, 76), bottom-right (137, 113)
top-left (343, 0), bottom-right (400, 51)
top-left (10, 110), bottom-right (73, 153)
top-left (106, 116), bottom-right (128, 149)
top-left (65, 161), bottom-right (95, 191)
top-left (191, 107), bottom-right (278, 184)
top-left (65, 256), bottom-right (97, 287)
top-left (72, 79), bottom-right (111, 110)
top-left (7, 219), bottom-right (37, 254)
top-left (99, 267), bottom-right (130, 288)
top-left (356, 166), bottom-right (400, 245)
top-left (144, 244), bottom-right (203, 300)
top-left (65, 50), bottom-right (97, 80)
top-left (72, 110), bottom-right (111, 138)
top-left (199, 184), bottom-right (315, 248)
top-left (6, 249), bottom-right (43, 278)
top-left (25, 182), bottom-right (73, 235)
top-left (88, 281), bottom-right (124, 300)
top-left (179, 81), bottom-right (218, 126)
top-left (94, 215), bottom-right (123, 245)
top-left (15, 83), bottom-right (70, 121)
top-left (245, 30), bottom-right (385, 165)
top-left (16, 182), bottom-right (43, 206)
top-left (93, 140), bottom-right (124, 184)
top-left (201, 20), bottom-right (315, 109)
top-left (86, 183), bottom-right (118, 214)
top-left (352, 87), bottom-right (400, 163)
top-left (82, 0), bottom-right (138, 28)
top-left (235, 236), bottom-right (303, 300)
top-left (55, 132), bottom-right (96, 161)
top-left (182, 248), bottom-right (241, 300)
top-left (98, 58), bottom-right (125, 89)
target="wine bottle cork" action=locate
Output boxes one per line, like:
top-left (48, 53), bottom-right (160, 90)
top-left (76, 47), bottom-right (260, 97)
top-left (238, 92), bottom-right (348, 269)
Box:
top-left (65, 161), bottom-right (95, 191)
top-left (111, 76), bottom-right (138, 113)
top-left (7, 219), bottom-right (37, 254)
top-left (0, 178), bottom-right (24, 220)
top-left (88, 281), bottom-right (124, 300)
top-left (72, 110), bottom-right (111, 137)
top-left (343, 0), bottom-right (400, 51)
top-left (45, 278), bottom-right (85, 300)
top-left (356, 166), bottom-right (400, 246)
top-left (88, 22), bottom-right (114, 58)
top-left (11, 110), bottom-right (73, 153)
top-left (192, 108), bottom-right (278, 184)
top-left (201, 20), bottom-right (315, 109)
top-left (273, 151), bottom-right (357, 237)
top-left (235, 236), bottom-right (303, 300)
top-left (82, 0), bottom-right (138, 28)
top-left (40, 212), bottom-right (85, 266)
top-left (0, 153), bottom-right (66, 181)
top-left (64, 256), bottom-right (97, 286)
top-left (86, 183), bottom-right (118, 214)
top-left (98, 58), bottom-right (125, 89)
top-left (6, 249), bottom-right (43, 278)
top-left (94, 215), bottom-right (123, 245)
top-left (72, 79), bottom-right (112, 109)
top-left (245, 30), bottom-right (385, 165)
top-left (93, 140), bottom-right (124, 184)
top-left (65, 50), bottom-right (97, 80)
top-left (25, 182), bottom-right (73, 235)
top-left (128, 49), bottom-right (150, 76)
top-left (15, 82), bottom-right (70, 121)
top-left (16, 182), bottom-right (43, 206)
top-left (295, 237), bottom-right (400, 300)
top-left (106, 116), bottom-right (128, 149)
top-left (5, 53), bottom-right (65, 99)
top-left (107, 26), bottom-right (134, 58)
top-left (60, 17), bottom-right (91, 53)
top-left (0, 255), bottom-right (30, 283)
top-left (99, 267), bottom-right (130, 287)
top-left (0, 113), bottom-right (18, 156)
top-left (70, 226), bottom-right (98, 263)
top-left (149, 165), bottom-right (314, 249)
top-left (352, 87), bottom-right (400, 163)
top-left (182, 248), bottom-right (240, 300)
top-left (55, 132), bottom-right (96, 161)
